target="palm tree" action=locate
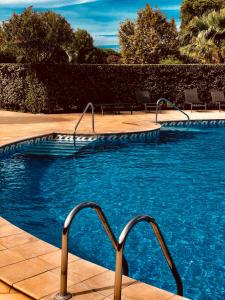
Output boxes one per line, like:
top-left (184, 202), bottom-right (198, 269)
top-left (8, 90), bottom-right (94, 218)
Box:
top-left (180, 9), bottom-right (225, 63)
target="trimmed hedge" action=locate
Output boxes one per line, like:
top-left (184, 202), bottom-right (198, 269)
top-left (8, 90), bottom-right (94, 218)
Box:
top-left (0, 64), bottom-right (225, 113)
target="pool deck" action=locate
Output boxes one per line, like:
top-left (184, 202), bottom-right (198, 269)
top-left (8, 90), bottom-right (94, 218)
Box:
top-left (2, 109), bottom-right (225, 147)
top-left (0, 217), bottom-right (187, 300)
top-left (1, 108), bottom-right (224, 300)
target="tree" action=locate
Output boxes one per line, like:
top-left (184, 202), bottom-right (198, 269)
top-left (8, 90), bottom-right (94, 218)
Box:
top-left (119, 4), bottom-right (179, 64)
top-left (180, 0), bottom-right (225, 29)
top-left (68, 29), bottom-right (93, 63)
top-left (119, 19), bottom-right (136, 63)
top-left (0, 24), bottom-right (16, 62)
top-left (2, 7), bottom-right (73, 63)
top-left (180, 9), bottom-right (225, 63)
top-left (0, 26), bottom-right (4, 51)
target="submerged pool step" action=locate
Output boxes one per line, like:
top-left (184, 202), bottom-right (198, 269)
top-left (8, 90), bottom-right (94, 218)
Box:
top-left (26, 143), bottom-right (88, 150)
top-left (22, 137), bottom-right (97, 157)
top-left (161, 127), bottom-right (205, 132)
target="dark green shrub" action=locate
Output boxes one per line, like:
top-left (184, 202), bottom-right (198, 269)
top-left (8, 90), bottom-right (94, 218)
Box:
top-left (25, 73), bottom-right (47, 113)
top-left (1, 63), bottom-right (225, 113)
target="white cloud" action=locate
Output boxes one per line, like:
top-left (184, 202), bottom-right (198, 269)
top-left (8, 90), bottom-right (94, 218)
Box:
top-left (94, 34), bottom-right (118, 46)
top-left (0, 0), bottom-right (99, 8)
top-left (159, 5), bottom-right (180, 11)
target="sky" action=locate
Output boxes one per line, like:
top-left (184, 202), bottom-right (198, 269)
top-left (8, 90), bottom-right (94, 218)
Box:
top-left (0, 0), bottom-right (182, 49)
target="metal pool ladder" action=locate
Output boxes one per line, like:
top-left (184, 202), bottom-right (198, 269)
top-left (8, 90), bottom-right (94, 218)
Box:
top-left (54, 202), bottom-right (183, 300)
top-left (73, 102), bottom-right (95, 142)
top-left (54, 202), bottom-right (129, 300)
top-left (156, 98), bottom-right (190, 123)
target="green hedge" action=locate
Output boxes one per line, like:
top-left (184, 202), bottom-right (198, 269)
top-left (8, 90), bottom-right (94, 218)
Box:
top-left (0, 64), bottom-right (225, 113)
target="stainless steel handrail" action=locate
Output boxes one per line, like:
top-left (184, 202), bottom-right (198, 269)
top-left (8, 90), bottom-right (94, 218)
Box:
top-left (114, 215), bottom-right (183, 300)
top-left (156, 98), bottom-right (190, 124)
top-left (54, 202), bottom-right (129, 300)
top-left (74, 102), bottom-right (95, 136)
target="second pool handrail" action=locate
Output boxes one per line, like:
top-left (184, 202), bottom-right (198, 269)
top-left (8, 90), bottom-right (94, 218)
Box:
top-left (114, 215), bottom-right (183, 300)
top-left (74, 102), bottom-right (95, 136)
top-left (156, 98), bottom-right (190, 123)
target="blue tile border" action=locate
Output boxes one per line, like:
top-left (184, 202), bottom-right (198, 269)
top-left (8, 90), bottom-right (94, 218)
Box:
top-left (2, 118), bottom-right (225, 158)
top-left (160, 119), bottom-right (225, 128)
top-left (0, 128), bottom-right (160, 158)
top-left (0, 134), bottom-right (55, 158)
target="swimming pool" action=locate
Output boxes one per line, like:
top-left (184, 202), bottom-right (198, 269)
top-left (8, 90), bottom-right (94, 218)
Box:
top-left (1, 126), bottom-right (225, 300)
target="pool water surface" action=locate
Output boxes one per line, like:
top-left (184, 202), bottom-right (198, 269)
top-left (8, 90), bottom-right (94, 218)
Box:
top-left (0, 127), bottom-right (225, 300)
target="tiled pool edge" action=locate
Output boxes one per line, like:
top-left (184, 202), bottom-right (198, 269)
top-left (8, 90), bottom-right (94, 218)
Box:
top-left (160, 118), bottom-right (225, 127)
top-left (0, 217), bottom-right (189, 300)
top-left (0, 128), bottom-right (160, 158)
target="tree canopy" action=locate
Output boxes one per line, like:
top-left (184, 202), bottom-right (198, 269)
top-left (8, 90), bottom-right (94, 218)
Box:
top-left (0, 8), bottom-right (118, 64)
top-left (180, 0), bottom-right (225, 29)
top-left (68, 29), bottom-right (93, 63)
top-left (2, 7), bottom-right (73, 63)
top-left (180, 9), bottom-right (225, 63)
top-left (119, 4), bottom-right (179, 64)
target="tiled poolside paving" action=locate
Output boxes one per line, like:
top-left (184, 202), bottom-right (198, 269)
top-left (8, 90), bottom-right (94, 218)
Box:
top-left (2, 108), bottom-right (223, 299)
top-left (2, 109), bottom-right (225, 147)
top-left (0, 217), bottom-right (188, 300)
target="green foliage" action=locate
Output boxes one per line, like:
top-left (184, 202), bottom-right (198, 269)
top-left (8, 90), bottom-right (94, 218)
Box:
top-left (68, 29), bottom-right (93, 63)
top-left (0, 51), bottom-right (16, 63)
top-left (180, 9), bottom-right (225, 63)
top-left (2, 64), bottom-right (225, 113)
top-left (0, 24), bottom-right (16, 62)
top-left (25, 73), bottom-right (47, 113)
top-left (119, 19), bottom-right (136, 63)
top-left (180, 0), bottom-right (225, 29)
top-left (101, 48), bottom-right (119, 56)
top-left (83, 47), bottom-right (105, 64)
top-left (160, 56), bottom-right (183, 64)
top-left (119, 4), bottom-right (179, 64)
top-left (101, 48), bottom-right (121, 64)
top-left (0, 66), bottom-right (25, 110)
top-left (106, 55), bottom-right (121, 64)
top-left (2, 7), bottom-right (73, 63)
top-left (71, 46), bottom-right (121, 64)
top-left (0, 26), bottom-right (4, 51)
top-left (0, 8), bottom-right (115, 65)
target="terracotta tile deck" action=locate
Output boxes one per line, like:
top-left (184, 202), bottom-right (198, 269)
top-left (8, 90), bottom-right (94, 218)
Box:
top-left (0, 217), bottom-right (188, 300)
top-left (0, 280), bottom-right (32, 300)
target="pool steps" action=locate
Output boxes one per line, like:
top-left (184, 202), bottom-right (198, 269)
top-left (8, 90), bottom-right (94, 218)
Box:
top-left (21, 137), bottom-right (97, 157)
top-left (160, 127), bottom-right (205, 132)
top-left (11, 126), bottom-right (204, 158)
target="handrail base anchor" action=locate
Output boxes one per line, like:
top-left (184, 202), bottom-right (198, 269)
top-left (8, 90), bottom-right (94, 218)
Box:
top-left (54, 292), bottom-right (72, 300)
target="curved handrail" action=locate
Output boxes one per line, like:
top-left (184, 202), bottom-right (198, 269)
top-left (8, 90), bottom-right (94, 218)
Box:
top-left (74, 102), bottom-right (95, 136)
top-left (54, 202), bottom-right (129, 300)
top-left (114, 215), bottom-right (183, 300)
top-left (156, 98), bottom-right (190, 124)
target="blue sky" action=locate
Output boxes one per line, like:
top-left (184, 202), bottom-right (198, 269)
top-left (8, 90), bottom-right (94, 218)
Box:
top-left (0, 0), bottom-right (182, 48)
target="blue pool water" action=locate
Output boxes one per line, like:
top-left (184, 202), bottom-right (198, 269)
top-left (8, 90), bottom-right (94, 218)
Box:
top-left (1, 127), bottom-right (225, 300)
